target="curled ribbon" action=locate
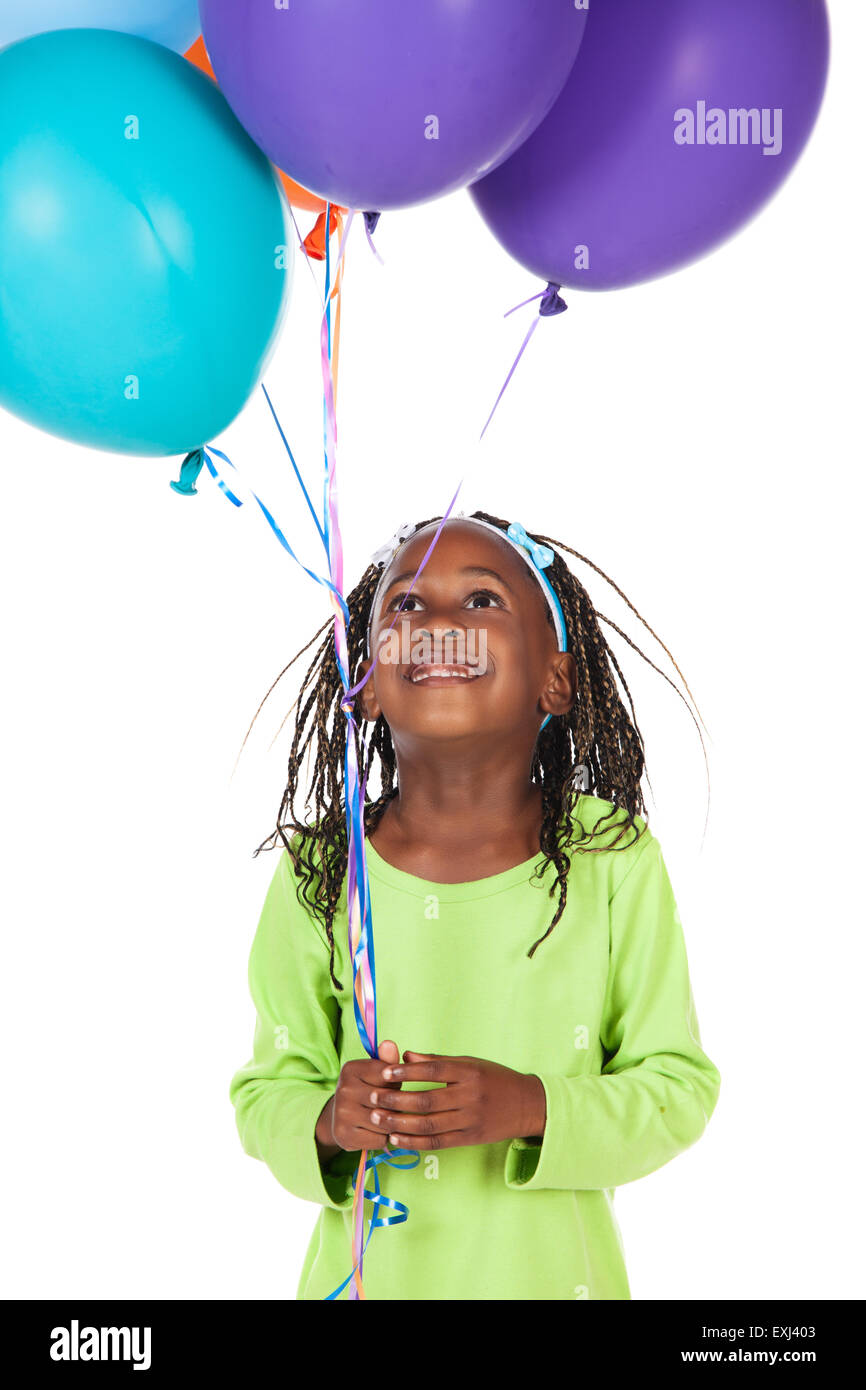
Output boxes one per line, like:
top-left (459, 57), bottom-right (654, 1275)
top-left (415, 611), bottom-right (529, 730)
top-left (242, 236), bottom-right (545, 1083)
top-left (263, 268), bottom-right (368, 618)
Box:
top-left (323, 1146), bottom-right (420, 1301)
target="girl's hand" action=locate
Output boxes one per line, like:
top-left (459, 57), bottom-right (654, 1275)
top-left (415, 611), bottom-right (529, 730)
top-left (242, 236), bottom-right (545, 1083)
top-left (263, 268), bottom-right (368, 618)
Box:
top-left (366, 1050), bottom-right (547, 1151)
top-left (324, 1039), bottom-right (406, 1154)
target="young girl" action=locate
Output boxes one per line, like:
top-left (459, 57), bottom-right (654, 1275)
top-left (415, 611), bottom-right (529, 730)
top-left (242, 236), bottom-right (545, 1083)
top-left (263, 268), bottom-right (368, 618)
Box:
top-left (229, 510), bottom-right (721, 1301)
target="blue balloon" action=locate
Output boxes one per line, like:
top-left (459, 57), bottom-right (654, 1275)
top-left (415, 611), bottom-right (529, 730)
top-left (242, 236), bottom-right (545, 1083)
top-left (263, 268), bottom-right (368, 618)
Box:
top-left (0, 29), bottom-right (291, 457)
top-left (0, 1), bottom-right (200, 54)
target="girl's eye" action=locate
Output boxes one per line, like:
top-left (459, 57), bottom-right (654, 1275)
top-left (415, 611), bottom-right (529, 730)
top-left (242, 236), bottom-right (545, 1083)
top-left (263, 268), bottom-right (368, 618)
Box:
top-left (466, 589), bottom-right (504, 609)
top-left (386, 592), bottom-right (422, 612)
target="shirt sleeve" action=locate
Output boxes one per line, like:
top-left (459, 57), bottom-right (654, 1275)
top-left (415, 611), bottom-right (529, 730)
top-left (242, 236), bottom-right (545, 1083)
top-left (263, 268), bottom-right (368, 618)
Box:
top-left (229, 847), bottom-right (361, 1211)
top-left (504, 833), bottom-right (721, 1192)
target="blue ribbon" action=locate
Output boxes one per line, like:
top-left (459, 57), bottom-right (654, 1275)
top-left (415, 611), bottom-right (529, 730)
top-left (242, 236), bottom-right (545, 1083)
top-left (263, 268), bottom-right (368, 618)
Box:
top-left (261, 384), bottom-right (328, 556)
top-left (323, 1145), bottom-right (420, 1300)
top-left (343, 729), bottom-right (376, 1059)
top-left (198, 446), bottom-right (352, 640)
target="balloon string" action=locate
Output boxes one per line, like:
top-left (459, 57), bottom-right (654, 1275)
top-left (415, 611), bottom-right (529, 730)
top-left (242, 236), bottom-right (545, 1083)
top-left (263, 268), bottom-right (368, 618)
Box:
top-left (323, 1145), bottom-right (420, 1301)
top-left (505, 289), bottom-right (546, 317)
top-left (331, 212), bottom-right (346, 407)
top-left (480, 317), bottom-right (541, 441)
top-left (364, 215), bottom-right (385, 266)
top-left (197, 445), bottom-right (350, 622)
top-left (315, 204), bottom-right (445, 1299)
top-left (323, 204), bottom-right (334, 557)
top-left (191, 200), bottom-right (523, 1297)
top-left (287, 201), bottom-right (330, 309)
top-left (260, 382), bottom-right (327, 554)
top-left (480, 282), bottom-right (569, 440)
top-left (344, 477), bottom-right (465, 701)
top-left (316, 207), bottom-right (386, 1300)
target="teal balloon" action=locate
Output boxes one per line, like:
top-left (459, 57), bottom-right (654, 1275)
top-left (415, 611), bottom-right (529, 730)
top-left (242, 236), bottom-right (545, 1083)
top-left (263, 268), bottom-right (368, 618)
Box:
top-left (0, 29), bottom-right (291, 457)
top-left (0, 1), bottom-right (201, 54)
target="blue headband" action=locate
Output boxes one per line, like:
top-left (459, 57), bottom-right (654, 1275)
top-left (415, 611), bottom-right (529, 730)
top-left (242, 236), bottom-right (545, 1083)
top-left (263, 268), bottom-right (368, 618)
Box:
top-left (484, 520), bottom-right (567, 647)
top-left (367, 516), bottom-right (568, 732)
top-left (471, 520), bottom-right (567, 732)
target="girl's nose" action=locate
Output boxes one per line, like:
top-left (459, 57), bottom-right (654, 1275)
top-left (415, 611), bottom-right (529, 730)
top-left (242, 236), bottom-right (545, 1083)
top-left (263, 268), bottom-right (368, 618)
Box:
top-left (415, 627), bottom-right (462, 640)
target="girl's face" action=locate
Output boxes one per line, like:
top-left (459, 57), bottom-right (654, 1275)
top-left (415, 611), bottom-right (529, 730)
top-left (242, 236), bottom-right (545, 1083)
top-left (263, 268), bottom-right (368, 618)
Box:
top-left (358, 521), bottom-right (576, 743)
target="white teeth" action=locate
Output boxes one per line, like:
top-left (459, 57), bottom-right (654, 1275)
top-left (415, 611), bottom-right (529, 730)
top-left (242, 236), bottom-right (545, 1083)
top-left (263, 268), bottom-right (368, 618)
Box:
top-left (410, 666), bottom-right (478, 683)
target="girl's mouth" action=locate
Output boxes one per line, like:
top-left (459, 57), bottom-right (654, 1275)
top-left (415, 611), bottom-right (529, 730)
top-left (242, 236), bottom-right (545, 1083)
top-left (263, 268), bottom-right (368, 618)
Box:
top-left (406, 662), bottom-right (485, 685)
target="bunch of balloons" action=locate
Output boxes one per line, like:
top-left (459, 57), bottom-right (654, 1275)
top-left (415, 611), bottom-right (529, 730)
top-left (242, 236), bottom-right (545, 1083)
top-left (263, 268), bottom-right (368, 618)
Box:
top-left (0, 0), bottom-right (831, 460)
top-left (199, 0), bottom-right (829, 287)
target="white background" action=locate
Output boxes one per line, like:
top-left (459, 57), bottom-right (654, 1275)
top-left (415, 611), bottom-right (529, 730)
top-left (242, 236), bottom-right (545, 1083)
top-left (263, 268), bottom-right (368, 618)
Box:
top-left (1, 2), bottom-right (863, 1301)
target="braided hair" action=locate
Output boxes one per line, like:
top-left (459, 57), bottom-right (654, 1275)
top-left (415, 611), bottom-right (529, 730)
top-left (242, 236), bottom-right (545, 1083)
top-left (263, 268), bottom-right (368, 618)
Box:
top-left (245, 511), bottom-right (705, 992)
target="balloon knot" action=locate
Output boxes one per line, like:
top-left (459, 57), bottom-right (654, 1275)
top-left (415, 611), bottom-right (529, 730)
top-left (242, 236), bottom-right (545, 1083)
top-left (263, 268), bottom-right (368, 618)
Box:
top-left (363, 211), bottom-right (382, 235)
top-left (539, 283), bottom-right (568, 318)
top-left (170, 449), bottom-right (207, 496)
top-left (304, 205), bottom-right (343, 262)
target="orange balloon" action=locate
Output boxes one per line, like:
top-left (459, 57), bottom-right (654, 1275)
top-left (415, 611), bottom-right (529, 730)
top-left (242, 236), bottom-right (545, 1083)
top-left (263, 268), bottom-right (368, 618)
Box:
top-left (184, 38), bottom-right (344, 217)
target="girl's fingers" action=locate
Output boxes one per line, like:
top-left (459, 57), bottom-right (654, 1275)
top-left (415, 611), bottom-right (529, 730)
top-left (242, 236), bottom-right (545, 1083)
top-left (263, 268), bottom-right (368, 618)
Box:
top-left (341, 1117), bottom-right (397, 1151)
top-left (365, 1060), bottom-right (408, 1086)
top-left (382, 1058), bottom-right (466, 1084)
top-left (387, 1129), bottom-right (471, 1151)
top-left (359, 1083), bottom-right (460, 1114)
top-left (366, 1105), bottom-right (467, 1138)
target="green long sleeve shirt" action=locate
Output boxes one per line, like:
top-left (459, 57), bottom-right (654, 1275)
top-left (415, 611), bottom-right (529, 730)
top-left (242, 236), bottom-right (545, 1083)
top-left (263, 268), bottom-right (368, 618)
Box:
top-left (229, 794), bottom-right (721, 1300)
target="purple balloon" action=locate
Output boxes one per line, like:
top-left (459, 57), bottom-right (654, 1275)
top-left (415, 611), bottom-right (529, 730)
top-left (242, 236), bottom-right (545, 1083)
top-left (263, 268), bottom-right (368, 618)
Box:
top-left (470, 0), bottom-right (830, 292)
top-left (198, 0), bottom-right (588, 212)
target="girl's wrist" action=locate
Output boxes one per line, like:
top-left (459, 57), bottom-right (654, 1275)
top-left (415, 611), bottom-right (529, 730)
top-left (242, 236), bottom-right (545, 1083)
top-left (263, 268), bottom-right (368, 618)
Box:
top-left (315, 1094), bottom-right (342, 1164)
top-left (519, 1073), bottom-right (547, 1142)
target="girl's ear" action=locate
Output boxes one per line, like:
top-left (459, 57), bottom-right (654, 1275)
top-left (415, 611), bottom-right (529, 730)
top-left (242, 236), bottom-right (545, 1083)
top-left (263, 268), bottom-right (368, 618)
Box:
top-left (539, 651), bottom-right (577, 722)
top-left (355, 657), bottom-right (382, 724)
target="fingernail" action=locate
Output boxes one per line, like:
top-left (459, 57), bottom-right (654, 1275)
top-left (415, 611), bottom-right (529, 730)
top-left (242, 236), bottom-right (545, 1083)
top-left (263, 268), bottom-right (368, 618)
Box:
top-left (369, 1092), bottom-right (378, 1105)
top-left (371, 1111), bottom-right (381, 1124)
top-left (382, 1068), bottom-right (392, 1079)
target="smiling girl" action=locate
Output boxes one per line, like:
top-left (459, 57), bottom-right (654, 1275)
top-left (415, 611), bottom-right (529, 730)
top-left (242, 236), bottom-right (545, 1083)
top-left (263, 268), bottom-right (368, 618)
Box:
top-left (229, 510), bottom-right (721, 1301)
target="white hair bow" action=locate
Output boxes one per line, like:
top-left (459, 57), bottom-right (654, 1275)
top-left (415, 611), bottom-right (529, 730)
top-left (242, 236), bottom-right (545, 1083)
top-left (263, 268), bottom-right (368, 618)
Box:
top-left (369, 521), bottom-right (416, 568)
top-left (369, 510), bottom-right (470, 568)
